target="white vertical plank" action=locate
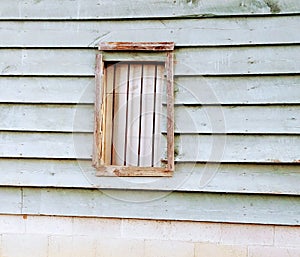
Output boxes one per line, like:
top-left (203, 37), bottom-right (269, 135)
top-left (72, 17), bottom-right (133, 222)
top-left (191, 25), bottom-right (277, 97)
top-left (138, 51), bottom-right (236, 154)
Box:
top-left (104, 64), bottom-right (114, 165)
top-left (140, 64), bottom-right (156, 167)
top-left (126, 64), bottom-right (142, 166)
top-left (153, 65), bottom-right (164, 167)
top-left (112, 64), bottom-right (129, 165)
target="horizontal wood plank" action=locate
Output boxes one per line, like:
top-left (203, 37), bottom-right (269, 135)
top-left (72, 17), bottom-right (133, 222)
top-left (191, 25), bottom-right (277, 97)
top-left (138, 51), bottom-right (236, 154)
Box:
top-left (166, 135), bottom-right (300, 163)
top-left (165, 105), bottom-right (300, 134)
top-left (1, 104), bottom-right (299, 134)
top-left (1, 76), bottom-right (299, 105)
top-left (21, 187), bottom-right (300, 225)
top-left (0, 132), bottom-right (299, 163)
top-left (1, 46), bottom-right (300, 76)
top-left (174, 76), bottom-right (300, 104)
top-left (0, 159), bottom-right (299, 195)
top-left (0, 0), bottom-right (299, 19)
top-left (0, 77), bottom-right (94, 104)
top-left (0, 132), bottom-right (92, 159)
top-left (2, 16), bottom-right (300, 47)
top-left (0, 104), bottom-right (93, 132)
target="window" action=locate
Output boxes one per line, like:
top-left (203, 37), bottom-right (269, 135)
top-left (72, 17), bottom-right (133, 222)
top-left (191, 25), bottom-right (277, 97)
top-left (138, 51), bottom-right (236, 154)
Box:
top-left (93, 42), bottom-right (174, 177)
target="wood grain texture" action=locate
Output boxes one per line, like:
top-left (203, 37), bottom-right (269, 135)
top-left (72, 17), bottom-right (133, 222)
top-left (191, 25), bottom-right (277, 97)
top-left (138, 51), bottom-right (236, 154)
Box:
top-left (166, 52), bottom-right (175, 171)
top-left (21, 187), bottom-right (300, 225)
top-left (1, 46), bottom-right (299, 76)
top-left (0, 159), bottom-right (299, 195)
top-left (96, 166), bottom-right (172, 177)
top-left (93, 54), bottom-right (104, 167)
top-left (1, 76), bottom-right (299, 105)
top-left (99, 42), bottom-right (174, 51)
top-left (1, 16), bottom-right (300, 47)
top-left (0, 0), bottom-right (299, 19)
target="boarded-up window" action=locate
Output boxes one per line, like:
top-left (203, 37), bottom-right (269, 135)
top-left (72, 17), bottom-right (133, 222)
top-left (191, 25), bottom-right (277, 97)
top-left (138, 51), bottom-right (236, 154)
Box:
top-left (93, 42), bottom-right (174, 177)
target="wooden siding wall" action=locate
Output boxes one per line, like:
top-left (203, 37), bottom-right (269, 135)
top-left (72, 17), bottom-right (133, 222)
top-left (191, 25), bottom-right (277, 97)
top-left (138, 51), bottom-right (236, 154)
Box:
top-left (0, 0), bottom-right (299, 225)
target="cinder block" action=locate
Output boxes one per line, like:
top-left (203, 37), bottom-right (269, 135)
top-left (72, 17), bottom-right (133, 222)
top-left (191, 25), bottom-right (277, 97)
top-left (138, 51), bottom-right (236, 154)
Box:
top-left (221, 223), bottom-right (274, 246)
top-left (26, 215), bottom-right (73, 235)
top-left (96, 238), bottom-right (145, 257)
top-left (274, 226), bottom-right (300, 247)
top-left (2, 234), bottom-right (48, 257)
top-left (0, 215), bottom-right (26, 234)
top-left (73, 217), bottom-right (121, 238)
top-left (48, 235), bottom-right (97, 257)
top-left (121, 219), bottom-right (171, 240)
top-left (248, 246), bottom-right (300, 257)
top-left (170, 221), bottom-right (221, 243)
top-left (195, 243), bottom-right (247, 257)
top-left (144, 240), bottom-right (194, 257)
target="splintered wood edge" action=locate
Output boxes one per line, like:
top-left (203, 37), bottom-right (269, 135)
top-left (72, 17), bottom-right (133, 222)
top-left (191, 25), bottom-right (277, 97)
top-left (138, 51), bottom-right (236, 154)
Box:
top-left (99, 42), bottom-right (175, 51)
top-left (95, 166), bottom-right (173, 177)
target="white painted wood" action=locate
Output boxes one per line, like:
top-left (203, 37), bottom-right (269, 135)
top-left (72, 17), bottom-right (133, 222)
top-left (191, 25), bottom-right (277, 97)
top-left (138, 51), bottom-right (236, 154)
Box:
top-left (140, 64), bottom-right (156, 167)
top-left (21, 187), bottom-right (300, 225)
top-left (0, 159), bottom-right (299, 195)
top-left (0, 104), bottom-right (93, 132)
top-left (112, 64), bottom-right (128, 165)
top-left (165, 135), bottom-right (300, 163)
top-left (154, 65), bottom-right (164, 167)
top-left (126, 64), bottom-right (142, 166)
top-left (1, 76), bottom-right (299, 105)
top-left (103, 64), bottom-right (114, 165)
top-left (164, 105), bottom-right (300, 134)
top-left (1, 132), bottom-right (298, 163)
top-left (1, 104), bottom-right (298, 134)
top-left (0, 188), bottom-right (22, 214)
top-left (0, 132), bottom-right (92, 159)
top-left (1, 16), bottom-right (300, 47)
top-left (174, 46), bottom-right (300, 75)
top-left (0, 77), bottom-right (94, 104)
top-left (0, 0), bottom-right (299, 19)
top-left (174, 76), bottom-right (300, 104)
top-left (0, 49), bottom-right (95, 76)
top-left (1, 46), bottom-right (299, 76)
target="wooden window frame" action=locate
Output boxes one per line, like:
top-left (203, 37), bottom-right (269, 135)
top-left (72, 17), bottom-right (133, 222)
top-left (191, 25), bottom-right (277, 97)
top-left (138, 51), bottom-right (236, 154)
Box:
top-left (93, 42), bottom-right (175, 177)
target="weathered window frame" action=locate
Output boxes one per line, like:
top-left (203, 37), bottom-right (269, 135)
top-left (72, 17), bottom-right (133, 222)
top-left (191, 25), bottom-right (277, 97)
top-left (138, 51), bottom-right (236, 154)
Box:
top-left (93, 42), bottom-right (174, 177)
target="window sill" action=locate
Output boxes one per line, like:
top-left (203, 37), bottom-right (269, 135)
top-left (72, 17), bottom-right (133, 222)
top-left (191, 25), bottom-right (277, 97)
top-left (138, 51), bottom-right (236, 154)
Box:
top-left (95, 165), bottom-right (173, 177)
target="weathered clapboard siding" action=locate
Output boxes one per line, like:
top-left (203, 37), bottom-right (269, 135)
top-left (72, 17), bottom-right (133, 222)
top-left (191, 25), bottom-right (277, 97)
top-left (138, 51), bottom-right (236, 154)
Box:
top-left (0, 0), bottom-right (299, 226)
top-left (169, 135), bottom-right (300, 163)
top-left (174, 76), bottom-right (300, 104)
top-left (0, 0), bottom-right (299, 19)
top-left (19, 187), bottom-right (300, 225)
top-left (0, 104), bottom-right (93, 132)
top-left (168, 105), bottom-right (300, 134)
top-left (0, 132), bottom-right (92, 159)
top-left (1, 132), bottom-right (298, 163)
top-left (0, 159), bottom-right (299, 195)
top-left (0, 77), bottom-right (94, 104)
top-left (1, 16), bottom-right (300, 47)
top-left (1, 104), bottom-right (299, 134)
top-left (1, 46), bottom-right (300, 76)
top-left (1, 76), bottom-right (299, 104)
